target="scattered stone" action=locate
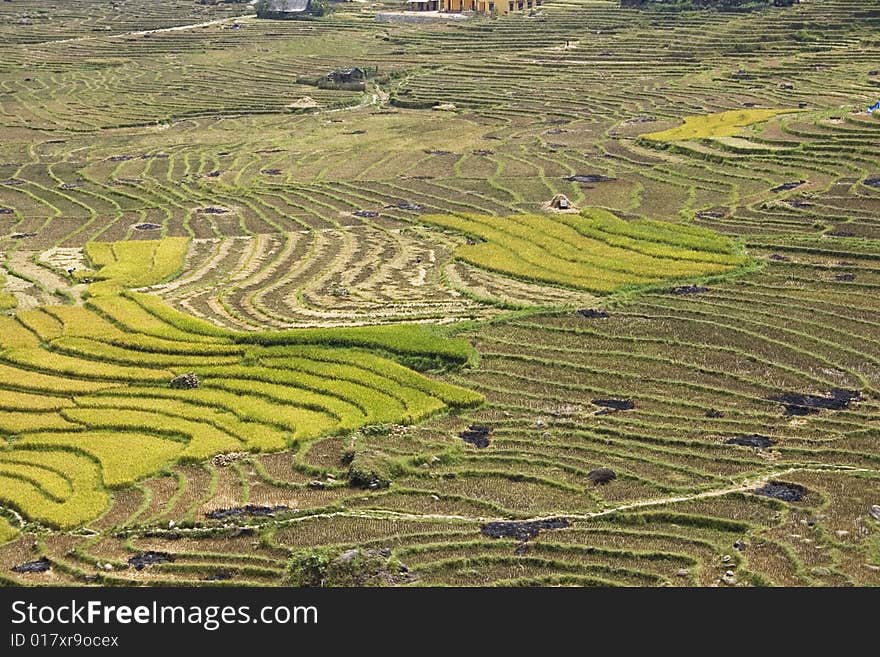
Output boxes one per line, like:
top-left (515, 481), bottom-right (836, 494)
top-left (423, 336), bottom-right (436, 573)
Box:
top-left (168, 520), bottom-right (175, 529)
top-left (695, 210), bottom-right (725, 220)
top-left (308, 480), bottom-right (326, 490)
top-left (578, 308), bottom-right (609, 319)
top-left (722, 554), bottom-right (731, 563)
top-left (197, 206), bottom-right (230, 214)
top-left (767, 253), bottom-right (790, 262)
top-left (104, 563), bottom-right (113, 571)
top-left (772, 180), bottom-right (805, 192)
top-left (206, 170), bottom-right (221, 177)
top-left (386, 202), bottom-right (422, 212)
top-left (705, 408), bottom-right (724, 418)
top-left (534, 419), bottom-right (547, 429)
top-left (670, 285), bottom-right (709, 296)
top-left (169, 372), bottom-right (200, 390)
top-left (733, 540), bottom-right (746, 551)
top-left (481, 517), bottom-right (570, 541)
top-left (565, 174), bottom-right (616, 183)
top-left (587, 468), bottom-right (617, 485)
top-left (133, 223), bottom-right (161, 231)
top-left (460, 424), bottom-right (491, 448)
top-left (835, 530), bottom-right (849, 537)
top-left (260, 169), bottom-right (283, 175)
top-left (0, 207), bottom-right (12, 214)
top-left (834, 273), bottom-right (855, 282)
top-left (725, 434), bottom-right (775, 449)
top-left (211, 452), bottom-right (247, 467)
top-left (675, 568), bottom-right (689, 577)
top-left (592, 398), bottom-right (634, 411)
top-left (128, 551), bottom-right (173, 570)
top-left (725, 569), bottom-right (735, 577)
top-left (11, 557), bottom-right (50, 574)
top-left (424, 149), bottom-right (452, 156)
top-left (869, 505), bottom-right (880, 521)
top-left (108, 155), bottom-right (133, 162)
top-left (472, 149), bottom-right (494, 156)
top-left (206, 504), bottom-right (289, 521)
top-left (353, 210), bottom-right (379, 218)
top-left (721, 574), bottom-right (737, 585)
top-left (754, 481), bottom-right (807, 502)
top-left (770, 388), bottom-right (860, 415)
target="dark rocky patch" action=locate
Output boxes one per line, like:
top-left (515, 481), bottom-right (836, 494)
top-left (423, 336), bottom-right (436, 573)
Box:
top-left (386, 202), bottom-right (423, 212)
top-left (206, 170), bottom-right (221, 177)
top-left (695, 210), bottom-right (725, 220)
top-left (170, 372), bottom-right (200, 390)
top-left (472, 149), bottom-right (494, 156)
top-left (424, 149), bottom-right (452, 156)
top-left (834, 273), bottom-right (855, 282)
top-left (670, 285), bottom-right (709, 296)
top-left (725, 434), bottom-right (774, 448)
top-left (587, 468), bottom-right (617, 485)
top-left (863, 177), bottom-right (880, 188)
top-left (828, 230), bottom-right (855, 237)
top-left (204, 572), bottom-right (232, 581)
top-left (1, 179), bottom-right (24, 186)
top-left (785, 198), bottom-right (812, 208)
top-left (12, 557), bottom-right (50, 574)
top-left (481, 517), bottom-right (570, 541)
top-left (260, 169), bottom-right (282, 175)
top-left (772, 180), bottom-right (805, 192)
top-left (0, 207), bottom-right (13, 214)
top-left (754, 481), bottom-right (806, 502)
top-left (10, 232), bottom-right (36, 239)
top-left (733, 539), bottom-right (746, 551)
top-left (592, 398), bottom-right (634, 411)
top-left (578, 308), bottom-right (609, 319)
top-left (767, 253), bottom-right (790, 262)
top-left (460, 424), bottom-right (491, 448)
top-left (128, 551), bottom-right (174, 570)
top-left (565, 174), bottom-right (616, 183)
top-left (770, 388), bottom-right (860, 415)
top-left (206, 504), bottom-right (289, 521)
top-left (198, 206), bottom-right (229, 214)
top-left (134, 223), bottom-right (161, 231)
top-left (108, 155), bottom-right (133, 162)
top-left (353, 210), bottom-right (379, 218)
top-left (705, 408), bottom-right (724, 418)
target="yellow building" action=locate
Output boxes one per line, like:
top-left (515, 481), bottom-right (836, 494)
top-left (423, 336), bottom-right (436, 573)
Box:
top-left (406, 0), bottom-right (542, 14)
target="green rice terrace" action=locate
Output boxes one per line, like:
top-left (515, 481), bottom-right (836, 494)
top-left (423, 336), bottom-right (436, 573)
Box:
top-left (0, 0), bottom-right (878, 587)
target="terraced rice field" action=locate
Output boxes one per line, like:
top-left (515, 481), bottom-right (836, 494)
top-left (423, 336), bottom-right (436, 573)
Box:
top-left (1, 0), bottom-right (878, 587)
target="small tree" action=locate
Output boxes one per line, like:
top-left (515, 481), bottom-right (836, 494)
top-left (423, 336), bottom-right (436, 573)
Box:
top-left (255, 0), bottom-right (271, 18)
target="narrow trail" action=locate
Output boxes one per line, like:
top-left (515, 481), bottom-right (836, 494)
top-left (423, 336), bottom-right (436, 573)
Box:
top-left (44, 15), bottom-right (256, 46)
top-left (106, 463), bottom-right (878, 538)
